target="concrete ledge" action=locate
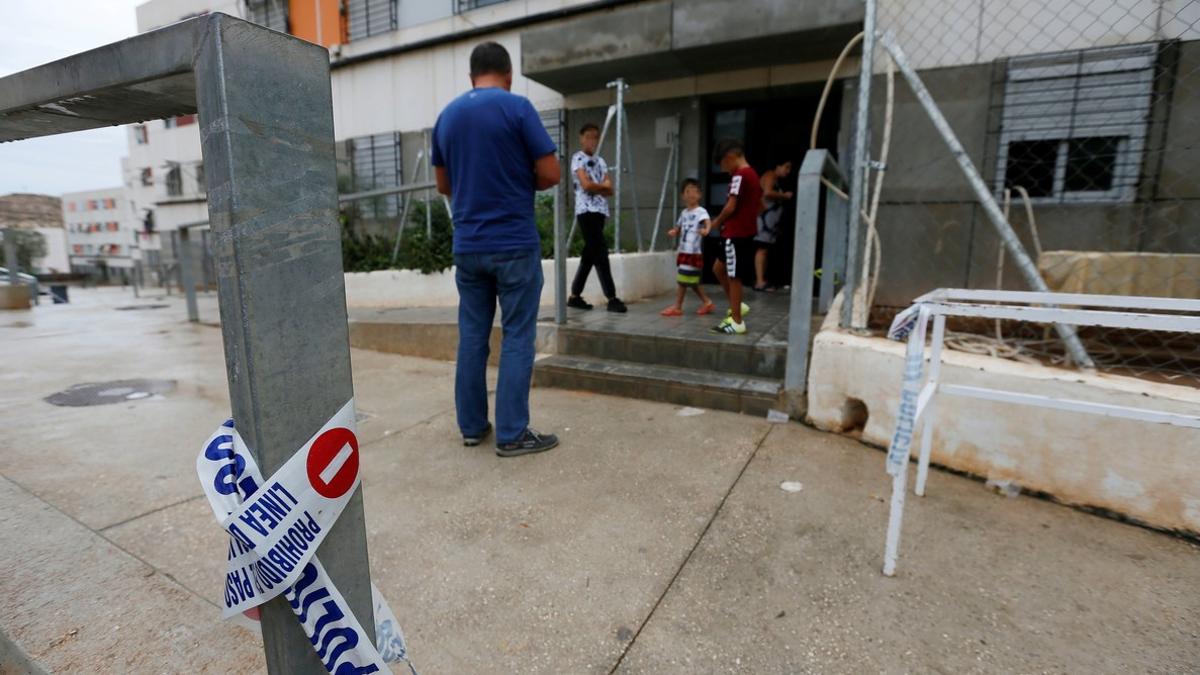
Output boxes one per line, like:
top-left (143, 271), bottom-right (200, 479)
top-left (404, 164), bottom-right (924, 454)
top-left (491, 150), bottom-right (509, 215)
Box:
top-left (806, 327), bottom-right (1200, 536)
top-left (0, 284), bottom-right (31, 310)
top-left (344, 251), bottom-right (674, 309)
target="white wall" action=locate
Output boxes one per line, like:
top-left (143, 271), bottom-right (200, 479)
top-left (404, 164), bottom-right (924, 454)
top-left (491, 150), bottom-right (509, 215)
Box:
top-left (135, 0), bottom-right (242, 31)
top-left (344, 250), bottom-right (675, 308)
top-left (33, 227), bottom-right (69, 273)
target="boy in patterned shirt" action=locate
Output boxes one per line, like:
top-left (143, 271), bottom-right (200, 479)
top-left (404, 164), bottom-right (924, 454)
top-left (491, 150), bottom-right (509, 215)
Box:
top-left (661, 179), bottom-right (717, 316)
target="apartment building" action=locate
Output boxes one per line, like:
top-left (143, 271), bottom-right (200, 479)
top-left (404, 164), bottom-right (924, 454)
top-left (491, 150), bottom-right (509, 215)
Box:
top-left (60, 187), bottom-right (138, 276)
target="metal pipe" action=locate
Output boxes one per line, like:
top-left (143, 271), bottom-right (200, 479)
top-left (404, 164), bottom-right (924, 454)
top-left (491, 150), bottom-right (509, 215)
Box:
top-left (623, 109), bottom-right (643, 252)
top-left (879, 31), bottom-right (1094, 368)
top-left (340, 179), bottom-right (436, 202)
top-left (841, 0), bottom-right (876, 329)
top-left (609, 78), bottom-right (625, 253)
top-left (650, 130), bottom-right (677, 251)
top-left (554, 137), bottom-right (568, 325)
top-left (783, 151), bottom-right (829, 395)
top-left (388, 152), bottom-right (428, 265)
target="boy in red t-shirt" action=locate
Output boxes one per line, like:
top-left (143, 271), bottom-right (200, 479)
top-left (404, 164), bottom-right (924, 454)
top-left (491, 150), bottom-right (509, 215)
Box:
top-left (708, 138), bottom-right (762, 334)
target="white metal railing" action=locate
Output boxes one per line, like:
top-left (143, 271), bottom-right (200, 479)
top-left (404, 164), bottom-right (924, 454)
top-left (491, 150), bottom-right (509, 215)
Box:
top-left (880, 289), bottom-right (1200, 577)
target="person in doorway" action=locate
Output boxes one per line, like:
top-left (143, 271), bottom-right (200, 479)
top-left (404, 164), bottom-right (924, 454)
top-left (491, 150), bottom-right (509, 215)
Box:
top-left (753, 159), bottom-right (794, 291)
top-left (567, 123), bottom-right (628, 313)
top-left (661, 178), bottom-right (716, 316)
top-left (433, 41), bottom-right (560, 457)
top-left (708, 138), bottom-right (762, 335)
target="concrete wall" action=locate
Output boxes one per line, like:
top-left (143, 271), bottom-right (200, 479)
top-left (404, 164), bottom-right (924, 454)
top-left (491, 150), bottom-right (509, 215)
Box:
top-left (344, 250), bottom-right (675, 308)
top-left (33, 227), bottom-right (68, 273)
top-left (876, 0), bottom-right (1200, 71)
top-left (806, 326), bottom-right (1200, 536)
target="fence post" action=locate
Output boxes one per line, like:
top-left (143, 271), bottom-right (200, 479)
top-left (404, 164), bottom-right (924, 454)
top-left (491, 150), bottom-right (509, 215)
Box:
top-left (194, 16), bottom-right (374, 673)
top-left (819, 186), bottom-right (849, 314)
top-left (178, 226), bottom-right (199, 322)
top-left (555, 114), bottom-right (568, 325)
top-left (783, 151), bottom-right (827, 410)
top-left (842, 0), bottom-right (877, 329)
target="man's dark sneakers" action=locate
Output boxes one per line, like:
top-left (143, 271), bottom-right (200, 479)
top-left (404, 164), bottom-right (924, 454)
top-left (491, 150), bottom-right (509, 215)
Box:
top-left (463, 422), bottom-right (492, 447)
top-left (567, 296), bottom-right (593, 310)
top-left (496, 428), bottom-right (559, 457)
top-left (607, 297), bottom-right (628, 313)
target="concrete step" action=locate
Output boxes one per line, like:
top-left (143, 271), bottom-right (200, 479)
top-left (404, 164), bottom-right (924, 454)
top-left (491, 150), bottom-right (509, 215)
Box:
top-left (534, 354), bottom-right (780, 416)
top-left (556, 326), bottom-right (787, 380)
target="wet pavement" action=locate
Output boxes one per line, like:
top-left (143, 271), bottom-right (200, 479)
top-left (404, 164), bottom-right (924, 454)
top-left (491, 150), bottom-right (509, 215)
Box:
top-left (1, 287), bottom-right (1198, 673)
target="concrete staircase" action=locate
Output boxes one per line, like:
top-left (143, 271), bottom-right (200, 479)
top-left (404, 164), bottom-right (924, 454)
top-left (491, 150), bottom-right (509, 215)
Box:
top-left (534, 325), bottom-right (783, 416)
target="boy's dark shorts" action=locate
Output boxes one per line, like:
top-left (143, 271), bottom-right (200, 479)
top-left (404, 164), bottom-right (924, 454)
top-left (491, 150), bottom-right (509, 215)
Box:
top-left (720, 237), bottom-right (757, 285)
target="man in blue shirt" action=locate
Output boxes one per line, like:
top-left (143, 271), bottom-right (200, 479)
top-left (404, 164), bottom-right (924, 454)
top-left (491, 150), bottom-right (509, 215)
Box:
top-left (433, 42), bottom-right (561, 457)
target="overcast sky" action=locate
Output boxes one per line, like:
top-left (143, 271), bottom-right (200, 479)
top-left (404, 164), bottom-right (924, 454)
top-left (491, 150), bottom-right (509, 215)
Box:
top-left (0, 0), bottom-right (144, 197)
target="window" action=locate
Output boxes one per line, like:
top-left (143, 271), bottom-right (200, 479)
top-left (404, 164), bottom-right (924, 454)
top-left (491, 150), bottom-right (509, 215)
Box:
top-left (457, 0), bottom-right (508, 10)
top-left (246, 0), bottom-right (288, 33)
top-left (195, 162), bottom-right (206, 194)
top-left (347, 0), bottom-right (397, 41)
top-left (350, 131), bottom-right (403, 217)
top-left (175, 114), bottom-right (196, 127)
top-left (133, 124), bottom-right (148, 144)
top-left (141, 168), bottom-right (153, 186)
top-left (68, 202), bottom-right (76, 212)
top-left (166, 164), bottom-right (183, 197)
top-left (164, 118), bottom-right (175, 129)
top-left (104, 198), bottom-right (116, 209)
top-left (995, 44), bottom-right (1156, 203)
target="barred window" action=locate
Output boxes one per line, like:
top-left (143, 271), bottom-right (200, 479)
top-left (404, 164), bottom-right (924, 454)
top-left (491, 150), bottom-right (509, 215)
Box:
top-left (166, 164), bottom-right (183, 197)
top-left (995, 43), bottom-right (1156, 203)
top-left (347, 0), bottom-right (397, 41)
top-left (351, 132), bottom-right (403, 217)
top-left (245, 0), bottom-right (289, 33)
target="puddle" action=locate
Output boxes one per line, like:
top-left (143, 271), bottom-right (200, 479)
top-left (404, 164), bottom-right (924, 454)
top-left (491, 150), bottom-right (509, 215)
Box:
top-left (45, 379), bottom-right (177, 407)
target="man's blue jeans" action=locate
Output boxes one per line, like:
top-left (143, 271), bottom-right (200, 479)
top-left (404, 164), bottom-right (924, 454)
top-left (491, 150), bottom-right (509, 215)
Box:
top-left (454, 247), bottom-right (543, 444)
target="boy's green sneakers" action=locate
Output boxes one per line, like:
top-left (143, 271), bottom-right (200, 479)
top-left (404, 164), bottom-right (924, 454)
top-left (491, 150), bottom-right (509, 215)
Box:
top-left (711, 317), bottom-right (748, 334)
top-left (725, 302), bottom-right (750, 318)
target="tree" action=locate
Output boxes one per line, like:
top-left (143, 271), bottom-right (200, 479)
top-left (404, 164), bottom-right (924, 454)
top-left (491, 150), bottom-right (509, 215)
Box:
top-left (2, 229), bottom-right (47, 273)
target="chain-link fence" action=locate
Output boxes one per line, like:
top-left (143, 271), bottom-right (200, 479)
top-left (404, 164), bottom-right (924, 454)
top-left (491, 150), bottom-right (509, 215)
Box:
top-left (847, 0), bottom-right (1200, 386)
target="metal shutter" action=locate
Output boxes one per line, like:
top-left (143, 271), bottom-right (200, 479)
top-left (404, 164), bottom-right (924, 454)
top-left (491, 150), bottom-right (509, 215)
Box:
top-left (348, 0), bottom-right (397, 41)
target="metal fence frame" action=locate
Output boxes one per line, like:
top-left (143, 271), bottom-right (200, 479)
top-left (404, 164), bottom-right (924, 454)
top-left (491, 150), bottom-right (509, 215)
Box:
top-left (0, 13), bottom-right (374, 673)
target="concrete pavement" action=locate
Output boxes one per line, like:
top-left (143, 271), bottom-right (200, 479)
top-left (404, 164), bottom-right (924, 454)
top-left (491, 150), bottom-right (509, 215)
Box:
top-left (1, 287), bottom-right (1198, 673)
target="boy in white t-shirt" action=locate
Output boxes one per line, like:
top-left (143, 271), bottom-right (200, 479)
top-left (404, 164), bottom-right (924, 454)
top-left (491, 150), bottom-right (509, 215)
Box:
top-left (661, 179), bottom-right (716, 316)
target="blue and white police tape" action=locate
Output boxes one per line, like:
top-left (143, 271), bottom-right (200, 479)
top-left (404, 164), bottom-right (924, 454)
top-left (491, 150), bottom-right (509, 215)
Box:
top-left (885, 305), bottom-right (929, 476)
top-left (197, 402), bottom-right (416, 674)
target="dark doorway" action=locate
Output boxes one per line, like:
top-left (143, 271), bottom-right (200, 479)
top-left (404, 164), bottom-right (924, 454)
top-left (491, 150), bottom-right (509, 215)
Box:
top-left (700, 85), bottom-right (841, 289)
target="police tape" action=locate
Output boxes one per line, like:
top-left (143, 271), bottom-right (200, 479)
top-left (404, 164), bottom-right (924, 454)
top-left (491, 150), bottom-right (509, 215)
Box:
top-left (885, 305), bottom-right (928, 476)
top-left (197, 400), bottom-right (416, 674)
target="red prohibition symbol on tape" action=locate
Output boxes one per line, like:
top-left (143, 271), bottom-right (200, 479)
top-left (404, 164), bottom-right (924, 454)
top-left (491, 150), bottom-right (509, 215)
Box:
top-left (306, 427), bottom-right (360, 499)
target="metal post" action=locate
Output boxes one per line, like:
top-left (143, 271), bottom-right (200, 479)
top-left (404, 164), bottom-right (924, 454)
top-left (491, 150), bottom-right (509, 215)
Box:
top-left (609, 78), bottom-right (625, 253)
top-left (672, 115), bottom-right (680, 233)
top-left (193, 16), bottom-right (375, 672)
top-left (783, 151), bottom-right (828, 398)
top-left (622, 109), bottom-right (643, 252)
top-left (842, 0), bottom-right (876, 329)
top-left (879, 31), bottom-right (1094, 368)
top-left (554, 110), bottom-right (568, 325)
top-left (178, 226), bottom-right (199, 322)
top-left (389, 151), bottom-right (426, 265)
top-left (650, 130), bottom-right (677, 251)
top-left (819, 188), bottom-right (849, 314)
top-left (915, 313), bottom-right (945, 497)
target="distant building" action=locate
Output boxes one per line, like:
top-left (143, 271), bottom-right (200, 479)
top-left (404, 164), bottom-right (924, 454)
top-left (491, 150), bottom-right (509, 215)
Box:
top-left (60, 187), bottom-right (138, 276)
top-left (0, 192), bottom-right (68, 273)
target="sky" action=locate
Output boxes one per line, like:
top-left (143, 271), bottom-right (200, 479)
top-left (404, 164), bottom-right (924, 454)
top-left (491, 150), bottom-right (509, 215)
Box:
top-left (0, 0), bottom-right (145, 197)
